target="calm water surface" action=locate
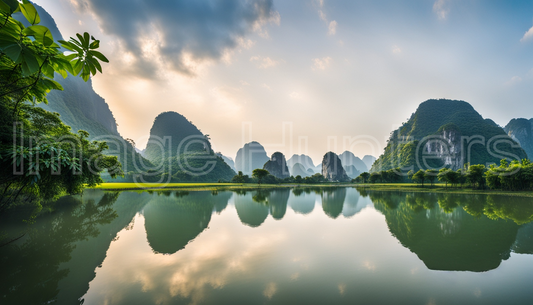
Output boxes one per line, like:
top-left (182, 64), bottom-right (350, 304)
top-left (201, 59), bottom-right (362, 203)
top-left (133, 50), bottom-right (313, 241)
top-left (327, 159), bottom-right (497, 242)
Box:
top-left (2, 188), bottom-right (533, 305)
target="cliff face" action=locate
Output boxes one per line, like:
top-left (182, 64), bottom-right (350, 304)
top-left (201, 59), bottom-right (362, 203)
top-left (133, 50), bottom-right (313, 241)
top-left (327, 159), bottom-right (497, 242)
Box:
top-left (424, 127), bottom-right (463, 170)
top-left (505, 118), bottom-right (533, 159)
top-left (263, 152), bottom-right (290, 179)
top-left (235, 141), bottom-right (270, 176)
top-left (321, 152), bottom-right (350, 182)
top-left (372, 99), bottom-right (526, 172)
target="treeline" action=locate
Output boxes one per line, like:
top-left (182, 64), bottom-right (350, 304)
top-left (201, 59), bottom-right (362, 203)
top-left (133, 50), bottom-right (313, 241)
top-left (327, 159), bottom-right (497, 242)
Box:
top-left (228, 171), bottom-right (329, 184)
top-left (353, 159), bottom-right (533, 191)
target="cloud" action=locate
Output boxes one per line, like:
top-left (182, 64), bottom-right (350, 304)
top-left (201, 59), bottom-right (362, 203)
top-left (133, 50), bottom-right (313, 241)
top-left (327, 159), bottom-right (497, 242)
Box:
top-left (392, 45), bottom-right (402, 54)
top-left (71, 0), bottom-right (279, 77)
top-left (289, 92), bottom-right (303, 100)
top-left (316, 0), bottom-right (337, 36)
top-left (313, 57), bottom-right (332, 70)
top-left (250, 56), bottom-right (280, 68)
top-left (521, 26), bottom-right (533, 42)
top-left (328, 21), bottom-right (337, 35)
top-left (433, 0), bottom-right (450, 20)
top-left (505, 76), bottom-right (522, 86)
top-left (261, 83), bottom-right (272, 91)
top-left (263, 282), bottom-right (277, 299)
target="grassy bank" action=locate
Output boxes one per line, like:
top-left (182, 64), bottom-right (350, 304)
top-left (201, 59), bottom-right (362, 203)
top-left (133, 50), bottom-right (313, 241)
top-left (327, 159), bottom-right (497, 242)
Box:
top-left (355, 183), bottom-right (533, 198)
top-left (91, 182), bottom-right (353, 192)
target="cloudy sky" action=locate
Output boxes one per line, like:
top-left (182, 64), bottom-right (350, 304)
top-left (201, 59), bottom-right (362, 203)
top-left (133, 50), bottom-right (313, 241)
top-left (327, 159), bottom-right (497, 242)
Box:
top-left (34, 0), bottom-right (533, 163)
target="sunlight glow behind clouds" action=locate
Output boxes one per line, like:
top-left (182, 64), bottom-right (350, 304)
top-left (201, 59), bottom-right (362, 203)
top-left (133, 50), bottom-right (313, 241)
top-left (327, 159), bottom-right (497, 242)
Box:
top-left (68, 0), bottom-right (279, 77)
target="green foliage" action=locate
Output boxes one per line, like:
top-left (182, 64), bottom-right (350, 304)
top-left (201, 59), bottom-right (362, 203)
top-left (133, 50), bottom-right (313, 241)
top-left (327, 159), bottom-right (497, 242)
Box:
top-left (252, 168), bottom-right (269, 184)
top-left (485, 159), bottom-right (533, 191)
top-left (425, 169), bottom-right (438, 186)
top-left (0, 1), bottom-right (115, 212)
top-left (411, 170), bottom-right (426, 187)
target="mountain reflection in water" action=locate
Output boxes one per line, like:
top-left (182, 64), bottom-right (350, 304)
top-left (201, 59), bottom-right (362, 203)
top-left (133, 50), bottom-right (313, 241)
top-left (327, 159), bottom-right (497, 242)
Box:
top-left (1, 188), bottom-right (533, 305)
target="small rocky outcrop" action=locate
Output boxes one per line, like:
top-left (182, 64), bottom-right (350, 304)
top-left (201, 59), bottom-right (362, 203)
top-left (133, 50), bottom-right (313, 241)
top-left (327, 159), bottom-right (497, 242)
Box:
top-left (505, 118), bottom-right (533, 159)
top-left (321, 152), bottom-right (350, 182)
top-left (263, 152), bottom-right (290, 179)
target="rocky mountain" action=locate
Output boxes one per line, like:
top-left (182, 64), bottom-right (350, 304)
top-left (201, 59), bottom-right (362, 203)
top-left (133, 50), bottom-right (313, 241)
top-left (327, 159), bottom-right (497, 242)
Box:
top-left (371, 99), bottom-right (526, 172)
top-left (321, 152), bottom-right (350, 182)
top-left (339, 151), bottom-right (368, 173)
top-left (287, 154), bottom-right (315, 171)
top-left (263, 152), bottom-right (290, 179)
top-left (144, 112), bottom-right (208, 162)
top-left (17, 4), bottom-right (149, 180)
top-left (362, 155), bottom-right (376, 171)
top-left (216, 153), bottom-right (237, 172)
top-left (143, 111), bottom-right (235, 182)
top-left (345, 165), bottom-right (361, 179)
top-left (291, 163), bottom-right (312, 178)
top-left (504, 118), bottom-right (533, 159)
top-left (235, 141), bottom-right (270, 176)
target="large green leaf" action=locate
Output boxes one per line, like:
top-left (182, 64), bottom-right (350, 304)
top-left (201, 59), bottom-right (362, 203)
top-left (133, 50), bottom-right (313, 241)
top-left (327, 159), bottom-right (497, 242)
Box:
top-left (1, 42), bottom-right (21, 61)
top-left (24, 25), bottom-right (54, 47)
top-left (90, 50), bottom-right (109, 63)
top-left (22, 49), bottom-right (40, 74)
top-left (41, 78), bottom-right (63, 91)
top-left (20, 0), bottom-right (40, 25)
top-left (0, 0), bottom-right (11, 13)
top-left (1, 0), bottom-right (19, 14)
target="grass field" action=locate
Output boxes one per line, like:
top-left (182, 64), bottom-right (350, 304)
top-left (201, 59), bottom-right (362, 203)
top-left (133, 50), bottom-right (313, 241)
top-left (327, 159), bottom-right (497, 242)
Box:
top-left (90, 182), bottom-right (533, 198)
top-left (90, 182), bottom-right (352, 191)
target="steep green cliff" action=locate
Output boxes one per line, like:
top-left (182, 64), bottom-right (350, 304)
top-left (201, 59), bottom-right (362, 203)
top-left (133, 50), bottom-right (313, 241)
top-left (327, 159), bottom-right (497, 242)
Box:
top-left (144, 111), bottom-right (235, 182)
top-left (372, 99), bottom-right (526, 172)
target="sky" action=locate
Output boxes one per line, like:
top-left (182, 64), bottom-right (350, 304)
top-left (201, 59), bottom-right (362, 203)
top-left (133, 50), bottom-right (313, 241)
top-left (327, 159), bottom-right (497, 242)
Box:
top-left (33, 0), bottom-right (533, 163)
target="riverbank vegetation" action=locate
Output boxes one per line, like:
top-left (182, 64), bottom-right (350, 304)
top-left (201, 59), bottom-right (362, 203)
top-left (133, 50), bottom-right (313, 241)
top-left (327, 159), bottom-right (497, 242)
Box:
top-left (354, 159), bottom-right (533, 192)
top-left (0, 1), bottom-right (117, 214)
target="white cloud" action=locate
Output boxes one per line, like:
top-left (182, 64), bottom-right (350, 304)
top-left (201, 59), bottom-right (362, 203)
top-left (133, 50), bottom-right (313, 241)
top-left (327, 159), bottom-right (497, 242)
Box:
top-left (505, 76), bottom-right (522, 86)
top-left (250, 56), bottom-right (280, 68)
top-left (433, 0), bottom-right (450, 20)
top-left (316, 0), bottom-right (337, 36)
top-left (520, 26), bottom-right (533, 42)
top-left (313, 57), bottom-right (332, 70)
top-left (328, 20), bottom-right (337, 35)
top-left (261, 83), bottom-right (272, 91)
top-left (289, 92), bottom-right (303, 100)
top-left (392, 45), bottom-right (402, 54)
